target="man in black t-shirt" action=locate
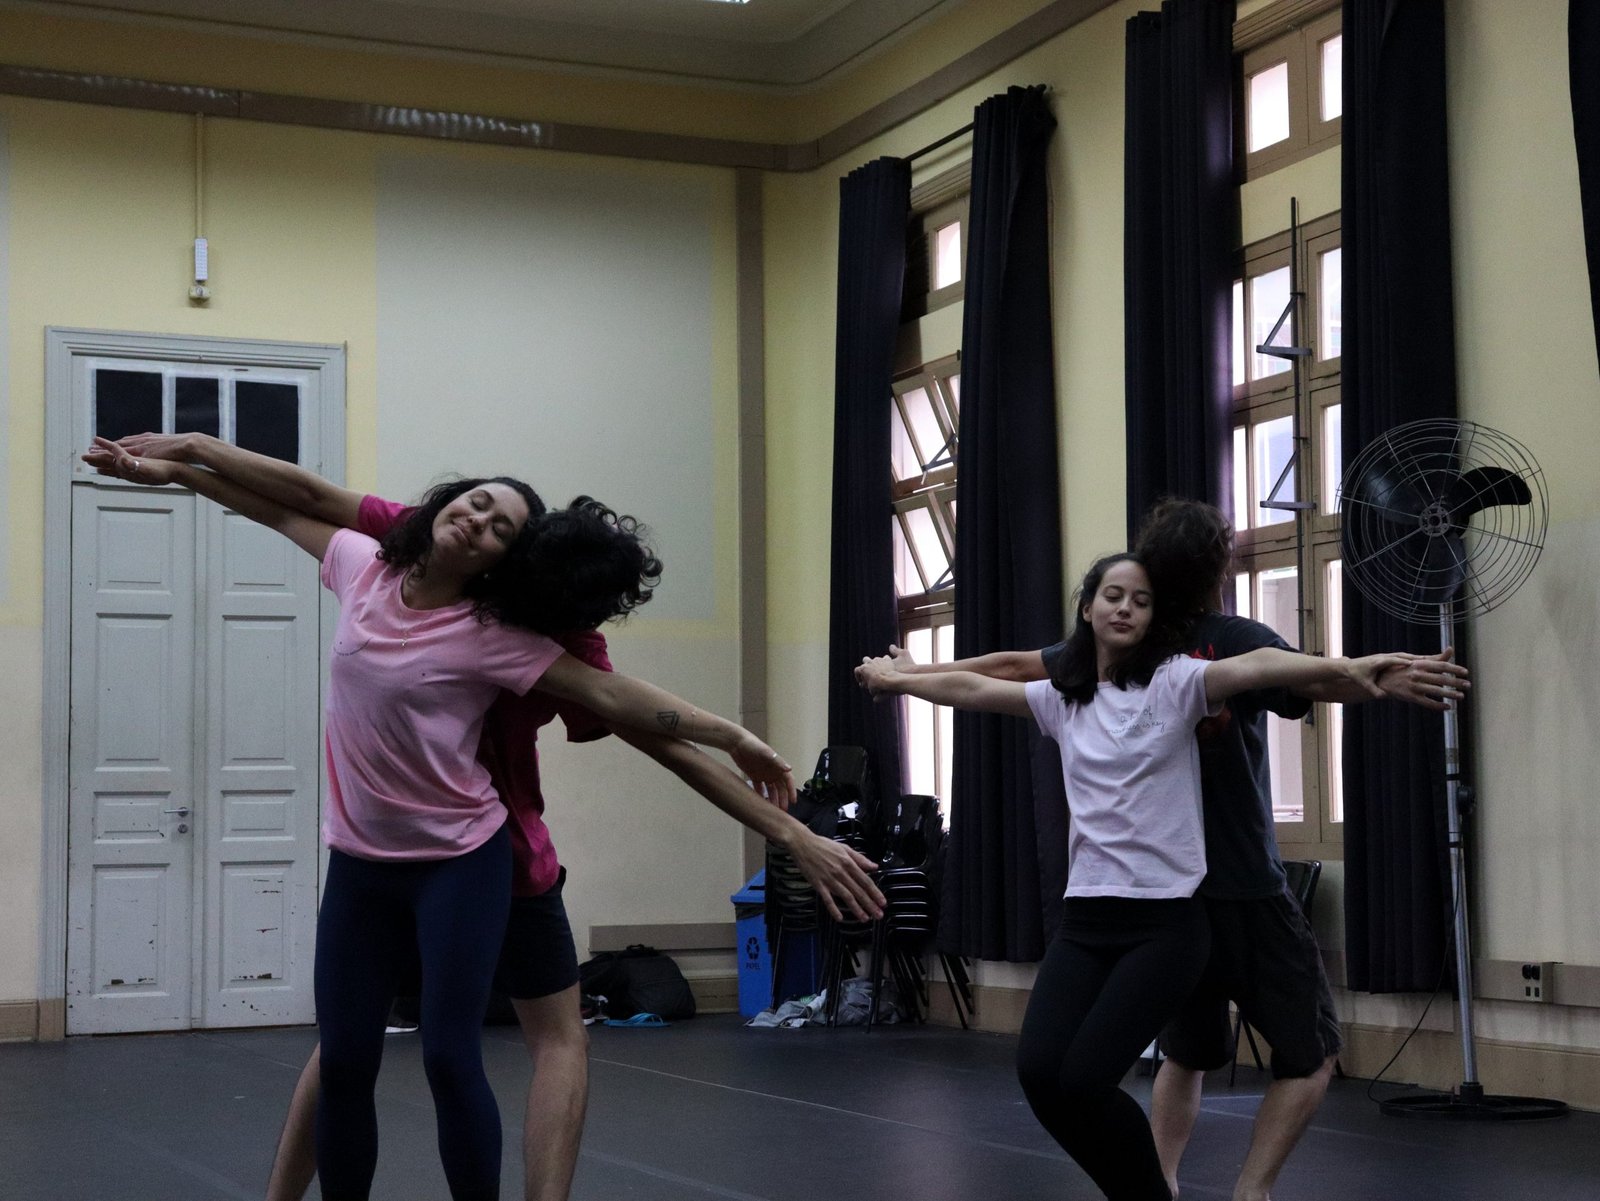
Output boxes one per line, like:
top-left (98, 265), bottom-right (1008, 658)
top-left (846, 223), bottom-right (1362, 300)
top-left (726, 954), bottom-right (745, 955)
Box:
top-left (886, 500), bottom-right (1468, 1201)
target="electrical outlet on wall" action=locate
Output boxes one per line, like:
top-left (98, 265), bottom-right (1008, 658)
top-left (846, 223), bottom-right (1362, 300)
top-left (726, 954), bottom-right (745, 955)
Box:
top-left (1520, 962), bottom-right (1557, 1003)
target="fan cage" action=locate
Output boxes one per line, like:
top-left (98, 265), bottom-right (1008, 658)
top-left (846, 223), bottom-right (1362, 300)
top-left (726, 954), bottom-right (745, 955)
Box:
top-left (1338, 419), bottom-right (1548, 623)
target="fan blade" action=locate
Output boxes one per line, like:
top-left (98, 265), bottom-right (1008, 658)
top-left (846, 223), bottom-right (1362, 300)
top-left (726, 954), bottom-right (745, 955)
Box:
top-left (1443, 465), bottom-right (1533, 524)
top-left (1412, 533), bottom-right (1467, 607)
top-left (1343, 459), bottom-right (1429, 524)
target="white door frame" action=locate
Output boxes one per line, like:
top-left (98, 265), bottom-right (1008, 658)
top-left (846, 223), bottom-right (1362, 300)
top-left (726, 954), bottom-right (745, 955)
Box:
top-left (41, 327), bottom-right (346, 1037)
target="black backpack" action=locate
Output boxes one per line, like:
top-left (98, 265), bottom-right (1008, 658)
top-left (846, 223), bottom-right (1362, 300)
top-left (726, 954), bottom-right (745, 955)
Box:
top-left (578, 945), bottom-right (695, 1020)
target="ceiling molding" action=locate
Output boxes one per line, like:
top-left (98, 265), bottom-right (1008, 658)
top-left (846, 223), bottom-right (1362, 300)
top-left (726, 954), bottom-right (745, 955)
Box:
top-left (7, 0), bottom-right (973, 90)
top-left (0, 0), bottom-right (1119, 171)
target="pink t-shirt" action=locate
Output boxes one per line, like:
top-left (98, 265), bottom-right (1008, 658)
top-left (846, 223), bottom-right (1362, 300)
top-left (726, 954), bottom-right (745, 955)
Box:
top-left (320, 528), bottom-right (564, 861)
top-left (1025, 656), bottom-right (1217, 899)
top-left (358, 496), bottom-right (613, 894)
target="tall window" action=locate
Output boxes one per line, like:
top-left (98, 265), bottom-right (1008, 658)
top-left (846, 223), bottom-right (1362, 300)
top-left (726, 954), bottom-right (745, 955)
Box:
top-left (1232, 216), bottom-right (1344, 855)
top-left (1240, 7), bottom-right (1343, 178)
top-left (894, 169), bottom-right (968, 804)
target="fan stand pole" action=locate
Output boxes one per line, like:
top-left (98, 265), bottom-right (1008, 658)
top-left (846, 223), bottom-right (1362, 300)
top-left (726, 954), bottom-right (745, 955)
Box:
top-left (1439, 601), bottom-right (1482, 1100)
top-left (1378, 600), bottom-right (1566, 1121)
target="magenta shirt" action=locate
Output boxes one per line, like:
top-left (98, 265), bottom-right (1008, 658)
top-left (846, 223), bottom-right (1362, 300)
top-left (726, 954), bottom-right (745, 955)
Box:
top-left (358, 497), bottom-right (613, 893)
top-left (320, 528), bottom-right (563, 860)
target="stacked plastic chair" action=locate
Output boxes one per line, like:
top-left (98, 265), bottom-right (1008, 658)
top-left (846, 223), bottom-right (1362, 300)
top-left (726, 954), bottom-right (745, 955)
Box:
top-left (765, 747), bottom-right (873, 1009)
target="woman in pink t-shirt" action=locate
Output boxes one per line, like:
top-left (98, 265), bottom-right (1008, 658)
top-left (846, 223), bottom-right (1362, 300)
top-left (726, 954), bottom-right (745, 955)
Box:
top-left (87, 436), bottom-right (795, 1201)
top-left (856, 553), bottom-right (1409, 1201)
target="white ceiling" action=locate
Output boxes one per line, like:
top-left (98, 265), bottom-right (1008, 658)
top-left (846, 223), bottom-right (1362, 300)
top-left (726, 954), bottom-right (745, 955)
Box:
top-left (29, 0), bottom-right (966, 87)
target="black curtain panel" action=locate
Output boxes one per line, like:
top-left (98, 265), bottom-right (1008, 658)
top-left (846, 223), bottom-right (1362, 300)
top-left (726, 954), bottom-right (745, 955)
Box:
top-left (1123, 0), bottom-right (1237, 542)
top-left (940, 86), bottom-right (1066, 962)
top-left (827, 157), bottom-right (911, 798)
top-left (1573, 0), bottom-right (1600, 371)
top-left (1341, 0), bottom-right (1458, 993)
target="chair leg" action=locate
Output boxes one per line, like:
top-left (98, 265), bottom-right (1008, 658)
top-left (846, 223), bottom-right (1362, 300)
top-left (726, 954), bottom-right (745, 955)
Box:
top-left (1243, 1021), bottom-right (1265, 1071)
top-left (937, 954), bottom-right (970, 1029)
top-left (865, 919), bottom-right (887, 1030)
top-left (1229, 1011), bottom-right (1242, 1086)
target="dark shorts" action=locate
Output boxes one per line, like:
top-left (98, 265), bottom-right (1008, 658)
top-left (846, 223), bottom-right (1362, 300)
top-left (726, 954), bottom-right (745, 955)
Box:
top-left (1159, 889), bottom-right (1342, 1080)
top-left (396, 868), bottom-right (580, 1003)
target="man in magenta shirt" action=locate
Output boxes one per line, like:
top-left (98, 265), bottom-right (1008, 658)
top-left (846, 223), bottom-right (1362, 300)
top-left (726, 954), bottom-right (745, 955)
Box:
top-left (109, 434), bottom-right (883, 1201)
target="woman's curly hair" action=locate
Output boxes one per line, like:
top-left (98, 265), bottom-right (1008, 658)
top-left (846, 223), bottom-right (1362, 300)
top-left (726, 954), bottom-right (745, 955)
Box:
top-left (495, 496), bottom-right (662, 633)
top-left (376, 480), bottom-right (660, 633)
top-left (1132, 498), bottom-right (1235, 635)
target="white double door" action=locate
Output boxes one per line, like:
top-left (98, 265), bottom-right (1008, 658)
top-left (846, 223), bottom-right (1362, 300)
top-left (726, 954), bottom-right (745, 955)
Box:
top-left (66, 479), bottom-right (323, 1034)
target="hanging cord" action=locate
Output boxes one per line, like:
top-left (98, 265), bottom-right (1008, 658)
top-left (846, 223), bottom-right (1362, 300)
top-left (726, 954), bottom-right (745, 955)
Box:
top-left (1363, 886), bottom-right (1460, 1107)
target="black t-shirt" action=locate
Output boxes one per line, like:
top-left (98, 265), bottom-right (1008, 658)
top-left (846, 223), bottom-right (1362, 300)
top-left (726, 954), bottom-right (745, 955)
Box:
top-left (1040, 613), bottom-right (1310, 899)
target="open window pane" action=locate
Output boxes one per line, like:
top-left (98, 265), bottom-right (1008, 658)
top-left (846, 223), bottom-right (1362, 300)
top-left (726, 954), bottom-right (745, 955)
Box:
top-left (1248, 62), bottom-right (1291, 152)
top-left (891, 401), bottom-right (919, 483)
top-left (1234, 572), bottom-right (1252, 620)
top-left (1319, 247), bottom-right (1342, 359)
top-left (934, 222), bottom-right (962, 290)
top-left (95, 368), bottom-right (163, 442)
top-left (1255, 566), bottom-right (1306, 822)
top-left (1321, 35), bottom-right (1344, 121)
top-left (1253, 415), bottom-right (1295, 527)
top-left (1251, 267), bottom-right (1293, 380)
top-left (904, 503), bottom-right (950, 588)
top-left (1323, 404), bottom-right (1343, 513)
top-left (892, 518), bottom-right (917, 595)
top-left (944, 372), bottom-right (960, 416)
top-left (935, 623), bottom-right (954, 812)
top-left (899, 386), bottom-right (948, 470)
top-left (1325, 558), bottom-right (1345, 824)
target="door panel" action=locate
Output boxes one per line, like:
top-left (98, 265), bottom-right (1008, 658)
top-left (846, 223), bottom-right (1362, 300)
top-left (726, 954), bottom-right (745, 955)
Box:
top-left (67, 486), bottom-right (196, 1033)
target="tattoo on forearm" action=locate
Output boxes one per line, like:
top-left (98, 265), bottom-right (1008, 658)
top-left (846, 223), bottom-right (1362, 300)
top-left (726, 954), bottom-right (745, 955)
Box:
top-left (656, 710), bottom-right (681, 733)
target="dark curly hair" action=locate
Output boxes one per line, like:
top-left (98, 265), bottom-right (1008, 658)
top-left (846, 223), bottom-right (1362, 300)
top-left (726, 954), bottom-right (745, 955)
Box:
top-left (378, 483), bottom-right (661, 635)
top-left (1048, 553), bottom-right (1179, 705)
top-left (1132, 498), bottom-right (1235, 634)
top-left (493, 496), bottom-right (662, 633)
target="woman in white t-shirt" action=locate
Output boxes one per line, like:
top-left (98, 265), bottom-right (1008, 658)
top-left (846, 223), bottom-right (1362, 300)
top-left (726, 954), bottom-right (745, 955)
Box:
top-left (856, 553), bottom-right (1405, 1201)
top-left (87, 436), bottom-right (798, 1201)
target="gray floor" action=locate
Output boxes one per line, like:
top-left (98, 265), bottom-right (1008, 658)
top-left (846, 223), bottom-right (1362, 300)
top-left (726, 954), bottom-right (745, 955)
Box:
top-left (1, 1016), bottom-right (1595, 1200)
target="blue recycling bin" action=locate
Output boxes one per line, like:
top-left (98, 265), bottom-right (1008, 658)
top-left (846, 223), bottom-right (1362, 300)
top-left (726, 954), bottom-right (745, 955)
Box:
top-left (731, 870), bottom-right (772, 1017)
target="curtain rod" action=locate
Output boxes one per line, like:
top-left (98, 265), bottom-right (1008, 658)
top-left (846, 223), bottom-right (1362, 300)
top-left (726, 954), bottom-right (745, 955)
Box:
top-left (905, 122), bottom-right (974, 163)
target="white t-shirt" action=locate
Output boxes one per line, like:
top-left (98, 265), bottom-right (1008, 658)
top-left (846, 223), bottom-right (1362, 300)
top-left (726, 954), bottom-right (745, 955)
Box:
top-left (1025, 656), bottom-right (1216, 899)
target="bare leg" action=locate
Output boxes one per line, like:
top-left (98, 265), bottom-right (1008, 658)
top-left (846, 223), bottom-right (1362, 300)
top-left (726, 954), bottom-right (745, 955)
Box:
top-left (512, 986), bottom-right (590, 1201)
top-left (1232, 1055), bottom-right (1336, 1201)
top-left (265, 1045), bottom-right (321, 1201)
top-left (1151, 1057), bottom-right (1204, 1200)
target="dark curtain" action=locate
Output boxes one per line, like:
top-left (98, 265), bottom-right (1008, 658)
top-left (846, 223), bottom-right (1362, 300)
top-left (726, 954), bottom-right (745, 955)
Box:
top-left (1341, 0), bottom-right (1457, 992)
top-left (1123, 0), bottom-right (1237, 542)
top-left (827, 158), bottom-right (911, 798)
top-left (940, 86), bottom-right (1066, 961)
top-left (1573, 0), bottom-right (1600, 369)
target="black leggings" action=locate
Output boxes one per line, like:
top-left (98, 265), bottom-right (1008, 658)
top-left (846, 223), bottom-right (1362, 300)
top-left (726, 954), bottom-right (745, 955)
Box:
top-left (314, 827), bottom-right (512, 1201)
top-left (1016, 896), bottom-right (1210, 1201)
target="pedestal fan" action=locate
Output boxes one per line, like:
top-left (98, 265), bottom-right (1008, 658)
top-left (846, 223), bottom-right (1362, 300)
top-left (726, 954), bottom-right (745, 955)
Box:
top-left (1340, 417), bottom-right (1564, 1120)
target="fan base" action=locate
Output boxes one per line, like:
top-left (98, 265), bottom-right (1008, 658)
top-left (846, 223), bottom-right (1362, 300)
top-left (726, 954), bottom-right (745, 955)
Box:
top-left (1380, 1083), bottom-right (1568, 1121)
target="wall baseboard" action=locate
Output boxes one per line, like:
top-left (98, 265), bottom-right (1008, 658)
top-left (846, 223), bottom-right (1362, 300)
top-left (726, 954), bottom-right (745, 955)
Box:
top-left (927, 982), bottom-right (1031, 1035)
top-left (0, 1000), bottom-right (39, 1042)
top-left (685, 974), bottom-right (740, 1015)
top-left (1339, 1023), bottom-right (1600, 1113)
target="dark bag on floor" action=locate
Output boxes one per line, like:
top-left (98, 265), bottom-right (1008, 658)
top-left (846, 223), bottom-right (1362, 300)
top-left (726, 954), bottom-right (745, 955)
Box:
top-left (578, 945), bottom-right (696, 1020)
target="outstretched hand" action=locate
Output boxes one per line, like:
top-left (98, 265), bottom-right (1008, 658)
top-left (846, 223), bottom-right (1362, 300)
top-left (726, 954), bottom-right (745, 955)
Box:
top-left (1346, 652), bottom-right (1419, 700)
top-left (82, 436), bottom-right (181, 486)
top-left (731, 736), bottom-right (798, 809)
top-left (784, 832), bottom-right (884, 922)
top-left (855, 654), bottom-right (898, 697)
top-left (1373, 645), bottom-right (1470, 711)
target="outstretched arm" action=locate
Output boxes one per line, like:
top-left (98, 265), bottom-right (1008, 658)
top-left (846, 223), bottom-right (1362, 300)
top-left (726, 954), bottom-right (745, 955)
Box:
top-left (1204, 647), bottom-right (1413, 708)
top-left (1293, 646), bottom-right (1469, 710)
top-left (84, 437), bottom-right (337, 561)
top-left (84, 431), bottom-right (363, 528)
top-left (533, 655), bottom-right (797, 806)
top-left (609, 727), bottom-right (884, 921)
top-left (883, 643), bottom-right (1050, 682)
top-left (855, 655), bottom-right (1033, 718)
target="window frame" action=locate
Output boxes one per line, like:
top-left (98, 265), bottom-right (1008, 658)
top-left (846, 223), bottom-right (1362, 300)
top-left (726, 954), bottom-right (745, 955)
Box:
top-left (1239, 6), bottom-right (1344, 180)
